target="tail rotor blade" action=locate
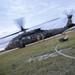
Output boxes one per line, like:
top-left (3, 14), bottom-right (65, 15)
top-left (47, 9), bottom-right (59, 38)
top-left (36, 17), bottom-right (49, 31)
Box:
top-left (64, 9), bottom-right (74, 17)
top-left (63, 10), bottom-right (69, 16)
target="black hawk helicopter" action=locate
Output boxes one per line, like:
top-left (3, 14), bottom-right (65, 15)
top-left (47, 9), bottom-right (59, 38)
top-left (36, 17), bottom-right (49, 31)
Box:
top-left (0, 13), bottom-right (75, 50)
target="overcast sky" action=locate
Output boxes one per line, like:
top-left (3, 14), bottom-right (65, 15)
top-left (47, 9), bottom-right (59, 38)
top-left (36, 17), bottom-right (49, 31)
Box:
top-left (0, 0), bottom-right (75, 34)
top-left (0, 0), bottom-right (75, 49)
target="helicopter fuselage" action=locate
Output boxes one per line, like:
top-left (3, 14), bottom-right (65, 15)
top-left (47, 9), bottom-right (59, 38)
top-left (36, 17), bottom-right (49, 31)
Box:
top-left (5, 27), bottom-right (67, 50)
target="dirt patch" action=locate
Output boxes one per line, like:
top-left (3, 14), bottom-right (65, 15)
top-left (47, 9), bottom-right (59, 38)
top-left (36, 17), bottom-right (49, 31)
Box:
top-left (28, 52), bottom-right (59, 62)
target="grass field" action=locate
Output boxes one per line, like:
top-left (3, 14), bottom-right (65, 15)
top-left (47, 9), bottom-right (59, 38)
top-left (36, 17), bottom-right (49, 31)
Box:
top-left (0, 30), bottom-right (75, 75)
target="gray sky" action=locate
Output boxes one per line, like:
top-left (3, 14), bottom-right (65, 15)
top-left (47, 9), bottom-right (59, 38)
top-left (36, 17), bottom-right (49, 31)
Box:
top-left (0, 0), bottom-right (75, 50)
top-left (0, 0), bottom-right (75, 33)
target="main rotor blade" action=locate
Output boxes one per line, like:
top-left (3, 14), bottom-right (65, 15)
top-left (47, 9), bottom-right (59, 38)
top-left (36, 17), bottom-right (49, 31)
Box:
top-left (0, 31), bottom-right (21, 39)
top-left (15, 17), bottom-right (25, 31)
top-left (0, 17), bottom-right (60, 39)
top-left (35, 17), bottom-right (61, 27)
top-left (0, 28), bottom-right (28, 39)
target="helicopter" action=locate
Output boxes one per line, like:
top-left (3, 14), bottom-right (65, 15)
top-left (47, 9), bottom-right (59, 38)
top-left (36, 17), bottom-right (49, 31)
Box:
top-left (0, 13), bottom-right (75, 50)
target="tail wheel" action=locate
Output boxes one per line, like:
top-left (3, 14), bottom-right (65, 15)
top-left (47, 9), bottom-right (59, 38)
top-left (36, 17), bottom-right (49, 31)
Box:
top-left (37, 33), bottom-right (44, 41)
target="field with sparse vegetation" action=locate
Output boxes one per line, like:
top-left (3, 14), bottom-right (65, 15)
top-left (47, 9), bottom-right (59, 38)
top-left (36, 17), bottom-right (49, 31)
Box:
top-left (0, 30), bottom-right (75, 75)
